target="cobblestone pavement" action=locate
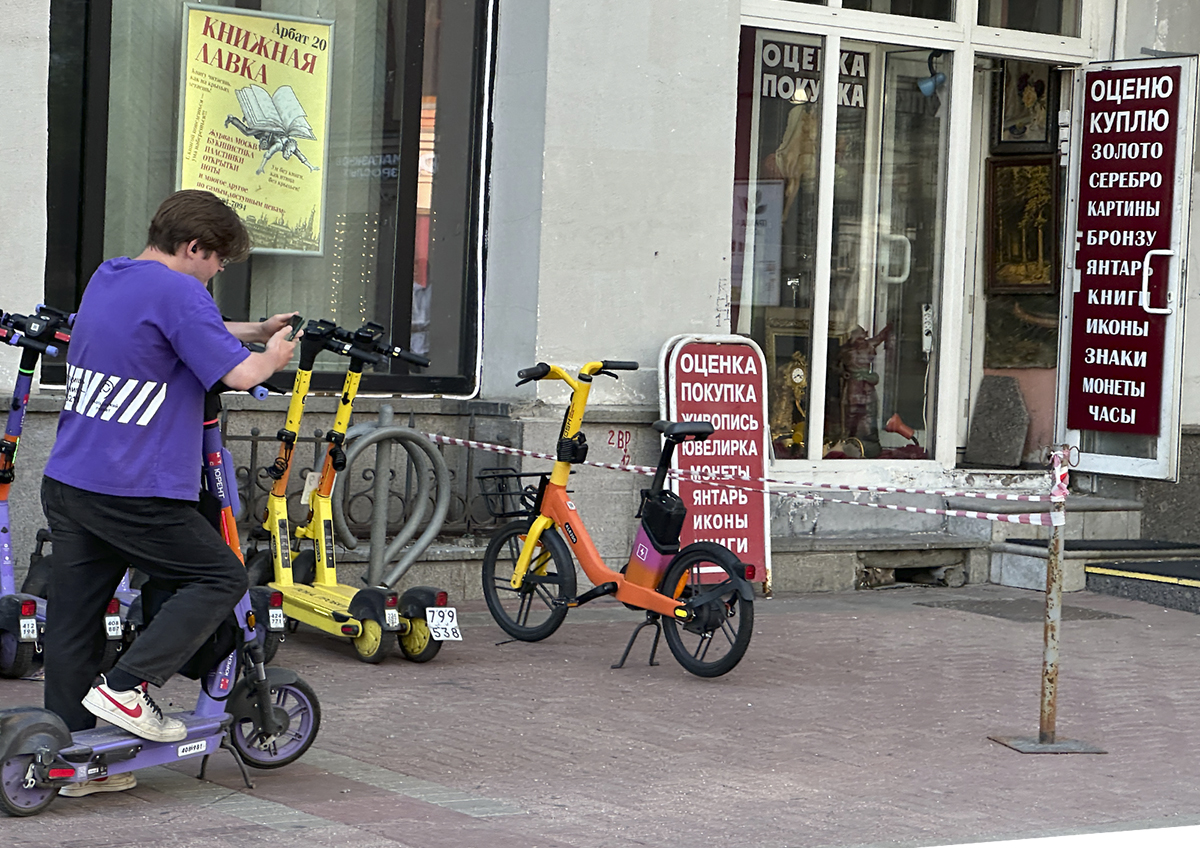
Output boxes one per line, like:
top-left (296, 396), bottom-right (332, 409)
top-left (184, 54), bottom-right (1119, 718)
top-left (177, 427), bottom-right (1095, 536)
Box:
top-left (3, 583), bottom-right (1200, 848)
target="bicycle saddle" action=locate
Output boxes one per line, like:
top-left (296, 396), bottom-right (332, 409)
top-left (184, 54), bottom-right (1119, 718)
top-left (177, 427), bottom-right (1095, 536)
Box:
top-left (652, 420), bottom-right (715, 441)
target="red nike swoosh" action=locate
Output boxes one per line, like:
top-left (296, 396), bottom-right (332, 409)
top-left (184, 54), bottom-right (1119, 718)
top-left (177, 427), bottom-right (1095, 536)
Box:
top-left (97, 687), bottom-right (143, 719)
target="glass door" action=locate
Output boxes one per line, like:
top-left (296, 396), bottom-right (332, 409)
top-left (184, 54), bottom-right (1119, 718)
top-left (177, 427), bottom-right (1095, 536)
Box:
top-left (811, 42), bottom-right (949, 460)
top-left (1057, 56), bottom-right (1199, 480)
top-left (872, 49), bottom-right (947, 455)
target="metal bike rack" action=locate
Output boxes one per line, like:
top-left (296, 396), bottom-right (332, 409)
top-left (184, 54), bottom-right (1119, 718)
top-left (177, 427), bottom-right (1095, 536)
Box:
top-left (331, 405), bottom-right (451, 588)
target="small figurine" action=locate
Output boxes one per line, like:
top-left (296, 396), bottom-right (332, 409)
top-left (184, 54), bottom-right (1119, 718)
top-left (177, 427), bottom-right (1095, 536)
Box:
top-left (838, 324), bottom-right (890, 456)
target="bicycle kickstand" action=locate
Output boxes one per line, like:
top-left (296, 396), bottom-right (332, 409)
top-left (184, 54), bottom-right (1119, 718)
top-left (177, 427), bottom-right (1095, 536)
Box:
top-left (612, 611), bottom-right (662, 669)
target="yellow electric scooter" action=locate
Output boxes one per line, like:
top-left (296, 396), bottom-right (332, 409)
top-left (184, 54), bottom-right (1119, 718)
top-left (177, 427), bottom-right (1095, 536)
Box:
top-left (246, 320), bottom-right (451, 663)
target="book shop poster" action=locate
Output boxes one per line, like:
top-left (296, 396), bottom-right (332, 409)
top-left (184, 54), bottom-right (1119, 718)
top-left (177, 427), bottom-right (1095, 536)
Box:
top-left (179, 4), bottom-right (332, 255)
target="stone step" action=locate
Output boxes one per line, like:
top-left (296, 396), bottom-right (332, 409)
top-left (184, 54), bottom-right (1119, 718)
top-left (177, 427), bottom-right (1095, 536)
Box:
top-left (990, 539), bottom-right (1200, 592)
top-left (1085, 558), bottom-right (1200, 613)
top-left (771, 533), bottom-right (989, 593)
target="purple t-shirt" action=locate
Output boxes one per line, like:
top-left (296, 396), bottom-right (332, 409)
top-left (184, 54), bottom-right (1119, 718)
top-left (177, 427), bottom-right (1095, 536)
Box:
top-left (44, 257), bottom-right (250, 500)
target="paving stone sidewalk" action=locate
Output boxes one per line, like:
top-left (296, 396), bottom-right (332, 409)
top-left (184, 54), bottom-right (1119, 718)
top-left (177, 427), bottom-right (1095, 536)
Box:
top-left (3, 583), bottom-right (1200, 848)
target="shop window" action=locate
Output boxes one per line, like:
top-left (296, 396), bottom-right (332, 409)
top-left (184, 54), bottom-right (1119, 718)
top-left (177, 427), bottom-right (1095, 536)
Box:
top-left (781, 0), bottom-right (953, 19)
top-left (978, 0), bottom-right (1079, 37)
top-left (46, 0), bottom-right (491, 394)
top-left (732, 29), bottom-right (949, 461)
top-left (843, 0), bottom-right (953, 22)
top-left (979, 59), bottom-right (1064, 465)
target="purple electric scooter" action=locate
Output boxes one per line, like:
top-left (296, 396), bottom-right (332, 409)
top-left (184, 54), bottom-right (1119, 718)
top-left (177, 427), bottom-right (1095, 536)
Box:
top-left (0, 306), bottom-right (125, 678)
top-left (0, 385), bottom-right (321, 816)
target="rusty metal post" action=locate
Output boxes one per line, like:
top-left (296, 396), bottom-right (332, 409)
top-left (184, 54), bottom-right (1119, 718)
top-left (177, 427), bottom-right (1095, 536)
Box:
top-left (990, 446), bottom-right (1105, 755)
top-left (1038, 493), bottom-right (1066, 744)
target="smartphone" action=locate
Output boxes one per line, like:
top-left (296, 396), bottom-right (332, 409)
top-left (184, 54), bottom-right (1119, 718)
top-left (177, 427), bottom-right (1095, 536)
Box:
top-left (286, 314), bottom-right (304, 340)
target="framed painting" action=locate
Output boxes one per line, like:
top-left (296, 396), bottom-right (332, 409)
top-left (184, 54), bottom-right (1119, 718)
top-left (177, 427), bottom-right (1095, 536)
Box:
top-left (991, 60), bottom-right (1058, 154)
top-left (984, 156), bottom-right (1058, 295)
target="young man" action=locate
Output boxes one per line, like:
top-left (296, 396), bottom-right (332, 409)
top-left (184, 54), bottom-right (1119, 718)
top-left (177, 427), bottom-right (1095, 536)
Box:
top-left (41, 190), bottom-right (299, 797)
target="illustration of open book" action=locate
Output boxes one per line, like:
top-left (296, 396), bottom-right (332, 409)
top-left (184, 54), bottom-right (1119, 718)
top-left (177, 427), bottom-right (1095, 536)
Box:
top-left (226, 85), bottom-right (321, 174)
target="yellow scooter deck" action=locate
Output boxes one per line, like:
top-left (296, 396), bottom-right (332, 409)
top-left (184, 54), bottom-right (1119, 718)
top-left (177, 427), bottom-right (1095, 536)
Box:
top-left (269, 581), bottom-right (362, 634)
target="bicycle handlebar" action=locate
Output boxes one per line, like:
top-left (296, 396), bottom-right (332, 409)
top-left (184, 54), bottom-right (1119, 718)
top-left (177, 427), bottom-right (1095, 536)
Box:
top-left (516, 362), bottom-right (551, 385)
top-left (210, 380), bottom-right (272, 399)
top-left (1, 305), bottom-right (74, 354)
top-left (516, 359), bottom-right (638, 386)
top-left (377, 344), bottom-right (430, 368)
top-left (343, 342), bottom-right (388, 366)
top-left (0, 326), bottom-right (59, 358)
top-left (299, 318), bottom-right (428, 370)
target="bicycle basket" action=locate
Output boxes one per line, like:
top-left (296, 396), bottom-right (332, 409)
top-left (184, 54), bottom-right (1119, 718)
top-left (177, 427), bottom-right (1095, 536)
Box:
top-left (476, 468), bottom-right (545, 519)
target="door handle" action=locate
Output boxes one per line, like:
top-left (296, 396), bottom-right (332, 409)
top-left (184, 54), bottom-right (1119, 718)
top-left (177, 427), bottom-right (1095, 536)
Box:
top-left (878, 234), bottom-right (911, 284)
top-left (1140, 248), bottom-right (1175, 315)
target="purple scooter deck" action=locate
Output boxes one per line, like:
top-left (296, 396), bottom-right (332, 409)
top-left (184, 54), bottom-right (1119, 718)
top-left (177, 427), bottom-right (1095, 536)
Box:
top-left (56, 713), bottom-right (232, 781)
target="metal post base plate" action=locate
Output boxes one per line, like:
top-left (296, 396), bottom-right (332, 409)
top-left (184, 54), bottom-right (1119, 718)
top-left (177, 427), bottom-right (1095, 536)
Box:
top-left (988, 735), bottom-right (1106, 754)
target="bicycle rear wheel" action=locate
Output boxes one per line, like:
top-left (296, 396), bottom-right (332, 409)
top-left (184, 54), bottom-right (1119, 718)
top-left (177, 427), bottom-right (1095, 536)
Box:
top-left (659, 543), bottom-right (753, 678)
top-left (481, 520), bottom-right (575, 642)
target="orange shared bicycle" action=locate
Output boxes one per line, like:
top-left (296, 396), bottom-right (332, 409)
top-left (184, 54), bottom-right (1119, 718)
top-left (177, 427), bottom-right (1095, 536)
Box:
top-left (481, 360), bottom-right (755, 677)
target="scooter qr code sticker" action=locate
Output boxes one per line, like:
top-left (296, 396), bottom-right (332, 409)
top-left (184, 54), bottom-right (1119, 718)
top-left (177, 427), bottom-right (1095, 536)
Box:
top-left (105, 615), bottom-right (122, 638)
top-left (300, 471), bottom-right (321, 506)
top-left (19, 618), bottom-right (37, 640)
top-left (426, 607), bottom-right (461, 641)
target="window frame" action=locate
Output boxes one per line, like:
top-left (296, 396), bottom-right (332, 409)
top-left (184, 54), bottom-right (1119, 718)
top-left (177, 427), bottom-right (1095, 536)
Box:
top-left (44, 0), bottom-right (497, 398)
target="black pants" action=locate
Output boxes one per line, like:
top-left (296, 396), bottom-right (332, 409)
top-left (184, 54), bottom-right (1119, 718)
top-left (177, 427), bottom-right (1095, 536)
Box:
top-left (41, 477), bottom-right (248, 732)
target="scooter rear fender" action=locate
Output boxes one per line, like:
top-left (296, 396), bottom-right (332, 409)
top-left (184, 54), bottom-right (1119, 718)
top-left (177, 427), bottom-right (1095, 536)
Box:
top-left (0, 707), bottom-right (71, 763)
top-left (226, 667), bottom-right (301, 724)
top-left (348, 587), bottom-right (391, 626)
top-left (398, 586), bottom-right (440, 620)
top-left (0, 593), bottom-right (40, 639)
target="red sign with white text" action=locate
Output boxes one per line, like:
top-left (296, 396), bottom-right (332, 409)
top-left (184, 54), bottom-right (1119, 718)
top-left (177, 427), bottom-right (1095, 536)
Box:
top-left (667, 341), bottom-right (768, 574)
top-left (1067, 65), bottom-right (1181, 434)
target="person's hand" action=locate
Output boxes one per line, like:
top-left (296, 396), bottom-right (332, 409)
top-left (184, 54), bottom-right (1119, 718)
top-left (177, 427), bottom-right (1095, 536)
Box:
top-left (264, 323), bottom-right (301, 371)
top-left (260, 311), bottom-right (300, 343)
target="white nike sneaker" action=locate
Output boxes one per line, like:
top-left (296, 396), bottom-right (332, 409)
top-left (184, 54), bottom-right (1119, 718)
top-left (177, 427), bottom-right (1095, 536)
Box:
top-left (59, 771), bottom-right (138, 797)
top-left (82, 676), bottom-right (187, 743)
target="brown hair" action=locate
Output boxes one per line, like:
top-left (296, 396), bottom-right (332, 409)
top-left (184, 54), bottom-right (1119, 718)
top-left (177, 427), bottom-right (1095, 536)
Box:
top-left (145, 190), bottom-right (251, 263)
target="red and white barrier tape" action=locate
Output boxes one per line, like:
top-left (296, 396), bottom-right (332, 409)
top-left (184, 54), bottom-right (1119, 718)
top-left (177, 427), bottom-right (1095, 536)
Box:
top-left (423, 433), bottom-right (1066, 526)
top-left (1050, 448), bottom-right (1070, 502)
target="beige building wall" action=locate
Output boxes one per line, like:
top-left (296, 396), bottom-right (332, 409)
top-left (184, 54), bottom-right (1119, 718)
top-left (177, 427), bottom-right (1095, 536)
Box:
top-left (0, 0), bottom-right (50, 392)
top-left (484, 0), bottom-right (741, 407)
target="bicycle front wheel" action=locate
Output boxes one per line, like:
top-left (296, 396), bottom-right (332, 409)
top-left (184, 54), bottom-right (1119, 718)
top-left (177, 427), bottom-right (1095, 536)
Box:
top-left (659, 543), bottom-right (754, 678)
top-left (481, 520), bottom-right (576, 642)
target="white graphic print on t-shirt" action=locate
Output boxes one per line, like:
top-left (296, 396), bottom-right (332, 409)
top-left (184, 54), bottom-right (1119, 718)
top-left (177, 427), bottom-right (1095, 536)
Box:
top-left (64, 364), bottom-right (169, 426)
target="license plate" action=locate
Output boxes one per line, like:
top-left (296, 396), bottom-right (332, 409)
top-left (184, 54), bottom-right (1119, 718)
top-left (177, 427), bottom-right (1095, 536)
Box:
top-left (425, 607), bottom-right (461, 641)
top-left (105, 615), bottom-right (122, 638)
top-left (385, 609), bottom-right (400, 629)
top-left (19, 618), bottom-right (37, 640)
top-left (268, 609), bottom-right (286, 630)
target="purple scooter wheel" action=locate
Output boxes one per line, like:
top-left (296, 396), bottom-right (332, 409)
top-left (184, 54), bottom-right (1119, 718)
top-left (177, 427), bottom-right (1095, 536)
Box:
top-left (229, 678), bottom-right (320, 769)
top-left (0, 755), bottom-right (57, 817)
